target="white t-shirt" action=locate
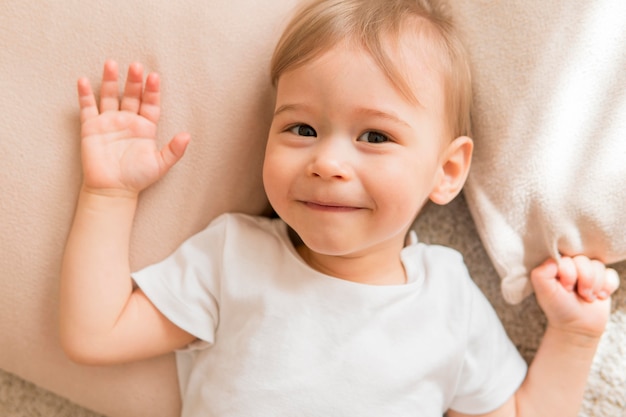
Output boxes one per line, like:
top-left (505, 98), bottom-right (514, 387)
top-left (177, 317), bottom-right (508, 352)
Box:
top-left (133, 213), bottom-right (527, 416)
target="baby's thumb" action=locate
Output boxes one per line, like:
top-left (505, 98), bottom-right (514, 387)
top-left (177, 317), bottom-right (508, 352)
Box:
top-left (161, 132), bottom-right (191, 171)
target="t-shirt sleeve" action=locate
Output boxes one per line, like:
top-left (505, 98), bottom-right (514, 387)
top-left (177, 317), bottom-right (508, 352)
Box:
top-left (132, 215), bottom-right (230, 345)
top-left (449, 278), bottom-right (528, 414)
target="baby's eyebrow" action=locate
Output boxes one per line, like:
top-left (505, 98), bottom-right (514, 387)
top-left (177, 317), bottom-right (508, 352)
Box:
top-left (353, 107), bottom-right (411, 128)
top-left (273, 103), bottom-right (411, 129)
top-left (273, 103), bottom-right (311, 116)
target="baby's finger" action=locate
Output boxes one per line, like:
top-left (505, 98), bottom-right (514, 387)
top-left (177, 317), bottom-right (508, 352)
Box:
top-left (77, 77), bottom-right (98, 124)
top-left (598, 268), bottom-right (620, 300)
top-left (139, 72), bottom-right (161, 124)
top-left (587, 260), bottom-right (607, 300)
top-left (99, 60), bottom-right (120, 113)
top-left (530, 258), bottom-right (559, 299)
top-left (556, 256), bottom-right (577, 292)
top-left (572, 255), bottom-right (595, 301)
top-left (120, 62), bottom-right (144, 114)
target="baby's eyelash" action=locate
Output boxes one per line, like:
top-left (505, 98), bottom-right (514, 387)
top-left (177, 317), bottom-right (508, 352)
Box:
top-left (357, 131), bottom-right (390, 143)
top-left (288, 124), bottom-right (317, 137)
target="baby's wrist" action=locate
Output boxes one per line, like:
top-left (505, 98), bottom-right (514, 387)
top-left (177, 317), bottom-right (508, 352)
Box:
top-left (78, 185), bottom-right (140, 216)
top-left (80, 184), bottom-right (140, 201)
top-left (545, 324), bottom-right (603, 349)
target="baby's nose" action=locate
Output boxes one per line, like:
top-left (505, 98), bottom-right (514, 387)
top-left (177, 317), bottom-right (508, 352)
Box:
top-left (307, 137), bottom-right (353, 180)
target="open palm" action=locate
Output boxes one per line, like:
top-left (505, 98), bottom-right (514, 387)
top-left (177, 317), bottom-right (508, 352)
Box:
top-left (78, 61), bottom-right (189, 194)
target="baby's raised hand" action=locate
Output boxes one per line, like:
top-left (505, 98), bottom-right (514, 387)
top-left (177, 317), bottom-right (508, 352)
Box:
top-left (531, 256), bottom-right (620, 339)
top-left (78, 60), bottom-right (189, 196)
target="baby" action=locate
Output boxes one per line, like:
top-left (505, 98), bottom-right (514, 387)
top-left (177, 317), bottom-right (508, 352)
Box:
top-left (60, 0), bottom-right (619, 416)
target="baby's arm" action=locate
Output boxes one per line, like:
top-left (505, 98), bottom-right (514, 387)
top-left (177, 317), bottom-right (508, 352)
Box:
top-left (448, 255), bottom-right (619, 417)
top-left (512, 256), bottom-right (619, 416)
top-left (60, 61), bottom-right (195, 364)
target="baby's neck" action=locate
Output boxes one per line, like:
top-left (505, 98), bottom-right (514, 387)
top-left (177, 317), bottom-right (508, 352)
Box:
top-left (295, 244), bottom-right (407, 286)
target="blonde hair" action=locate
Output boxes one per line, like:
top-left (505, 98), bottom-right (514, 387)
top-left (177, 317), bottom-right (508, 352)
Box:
top-left (270, 0), bottom-right (472, 139)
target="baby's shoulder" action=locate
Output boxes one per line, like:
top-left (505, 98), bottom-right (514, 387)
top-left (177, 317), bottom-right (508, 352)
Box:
top-left (404, 240), bottom-right (468, 279)
top-left (402, 240), bottom-right (481, 303)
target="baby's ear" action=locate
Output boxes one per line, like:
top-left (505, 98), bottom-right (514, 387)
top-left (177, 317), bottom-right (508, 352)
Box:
top-left (429, 136), bottom-right (473, 205)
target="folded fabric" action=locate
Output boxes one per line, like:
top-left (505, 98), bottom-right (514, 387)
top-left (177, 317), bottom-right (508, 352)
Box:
top-left (450, 0), bottom-right (626, 304)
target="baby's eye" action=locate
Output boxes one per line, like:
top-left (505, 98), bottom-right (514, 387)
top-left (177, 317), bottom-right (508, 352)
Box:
top-left (289, 124), bottom-right (317, 137)
top-left (357, 131), bottom-right (389, 143)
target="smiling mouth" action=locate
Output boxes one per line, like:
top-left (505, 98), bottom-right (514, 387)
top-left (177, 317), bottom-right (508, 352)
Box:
top-left (301, 201), bottom-right (361, 212)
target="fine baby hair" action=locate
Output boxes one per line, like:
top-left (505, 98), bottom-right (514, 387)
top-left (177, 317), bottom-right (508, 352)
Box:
top-left (271, 0), bottom-right (472, 139)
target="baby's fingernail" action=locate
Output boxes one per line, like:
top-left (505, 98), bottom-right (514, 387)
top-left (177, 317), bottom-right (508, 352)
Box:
top-left (597, 291), bottom-right (609, 300)
top-left (584, 290), bottom-right (596, 301)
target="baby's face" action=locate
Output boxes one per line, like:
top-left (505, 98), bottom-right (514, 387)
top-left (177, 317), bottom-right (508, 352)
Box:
top-left (263, 39), bottom-right (449, 277)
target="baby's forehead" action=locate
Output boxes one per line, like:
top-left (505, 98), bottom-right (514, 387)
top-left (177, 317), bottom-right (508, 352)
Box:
top-left (275, 13), bottom-right (451, 109)
top-left (356, 26), bottom-right (449, 107)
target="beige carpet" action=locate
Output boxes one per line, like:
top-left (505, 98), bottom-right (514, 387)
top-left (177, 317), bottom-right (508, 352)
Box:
top-left (0, 369), bottom-right (102, 417)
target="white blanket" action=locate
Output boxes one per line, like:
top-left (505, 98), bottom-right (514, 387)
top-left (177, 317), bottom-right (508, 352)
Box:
top-left (452, 0), bottom-right (626, 304)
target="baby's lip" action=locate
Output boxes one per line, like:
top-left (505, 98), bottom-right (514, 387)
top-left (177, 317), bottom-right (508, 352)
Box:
top-left (300, 199), bottom-right (362, 211)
